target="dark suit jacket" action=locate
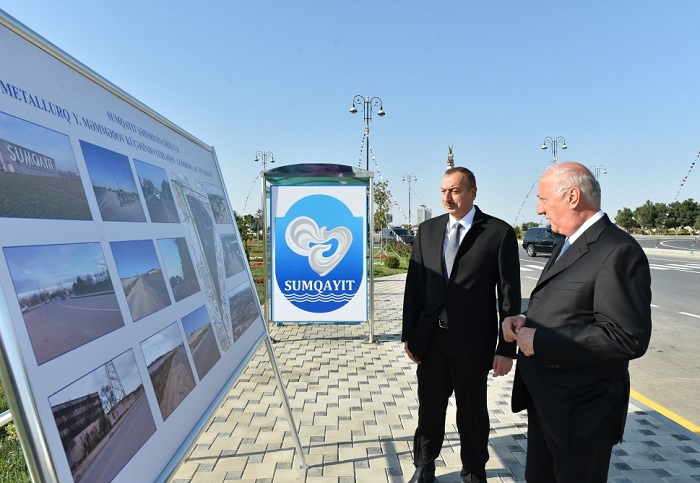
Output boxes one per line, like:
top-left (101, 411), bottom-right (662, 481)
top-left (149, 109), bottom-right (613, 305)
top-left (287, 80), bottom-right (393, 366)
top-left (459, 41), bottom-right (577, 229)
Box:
top-left (402, 207), bottom-right (521, 371)
top-left (512, 215), bottom-right (652, 450)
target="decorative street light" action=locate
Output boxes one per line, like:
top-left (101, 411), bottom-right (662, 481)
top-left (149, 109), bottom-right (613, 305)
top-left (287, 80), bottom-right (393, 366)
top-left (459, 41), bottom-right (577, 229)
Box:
top-left (402, 172), bottom-right (417, 226)
top-left (254, 151), bottom-right (275, 172)
top-left (590, 164), bottom-right (608, 180)
top-left (349, 95), bottom-right (385, 171)
top-left (541, 136), bottom-right (567, 164)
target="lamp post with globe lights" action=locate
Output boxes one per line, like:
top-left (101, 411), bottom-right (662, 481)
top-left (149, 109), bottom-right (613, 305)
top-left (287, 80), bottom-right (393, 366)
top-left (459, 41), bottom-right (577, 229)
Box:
top-left (402, 172), bottom-right (417, 227)
top-left (590, 164), bottom-right (608, 180)
top-left (349, 95), bottom-right (385, 171)
top-left (541, 136), bottom-right (567, 164)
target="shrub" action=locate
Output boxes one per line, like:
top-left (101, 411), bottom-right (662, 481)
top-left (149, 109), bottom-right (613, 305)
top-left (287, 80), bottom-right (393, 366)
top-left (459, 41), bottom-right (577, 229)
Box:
top-left (384, 256), bottom-right (400, 269)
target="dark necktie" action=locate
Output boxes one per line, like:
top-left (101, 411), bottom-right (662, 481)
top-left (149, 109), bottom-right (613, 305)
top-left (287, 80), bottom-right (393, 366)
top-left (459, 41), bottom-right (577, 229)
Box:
top-left (444, 222), bottom-right (462, 277)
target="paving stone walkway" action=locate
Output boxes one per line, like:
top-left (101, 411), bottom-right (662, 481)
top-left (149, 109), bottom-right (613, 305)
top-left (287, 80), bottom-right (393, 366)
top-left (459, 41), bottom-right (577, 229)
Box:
top-left (169, 274), bottom-right (700, 483)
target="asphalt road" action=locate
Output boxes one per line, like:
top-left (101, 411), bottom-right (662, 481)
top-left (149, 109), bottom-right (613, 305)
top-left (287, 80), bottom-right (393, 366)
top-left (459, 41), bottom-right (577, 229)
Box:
top-left (125, 272), bottom-right (171, 321)
top-left (518, 241), bottom-right (700, 428)
top-left (76, 394), bottom-right (155, 483)
top-left (23, 293), bottom-right (124, 364)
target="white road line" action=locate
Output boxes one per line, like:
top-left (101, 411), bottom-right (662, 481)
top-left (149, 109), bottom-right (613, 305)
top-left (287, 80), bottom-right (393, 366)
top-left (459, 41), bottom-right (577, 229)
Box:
top-left (651, 304), bottom-right (660, 308)
top-left (649, 264), bottom-right (700, 273)
top-left (665, 265), bottom-right (700, 273)
top-left (679, 312), bottom-right (700, 319)
top-left (525, 276), bottom-right (539, 281)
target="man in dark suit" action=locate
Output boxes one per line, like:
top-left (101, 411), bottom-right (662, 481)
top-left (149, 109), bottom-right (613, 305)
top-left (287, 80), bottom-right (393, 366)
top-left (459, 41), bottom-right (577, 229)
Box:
top-left (402, 167), bottom-right (521, 483)
top-left (503, 162), bottom-right (652, 482)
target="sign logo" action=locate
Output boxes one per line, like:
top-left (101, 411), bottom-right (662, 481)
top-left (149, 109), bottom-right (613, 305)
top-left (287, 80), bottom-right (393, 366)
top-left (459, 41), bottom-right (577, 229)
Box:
top-left (285, 217), bottom-right (352, 276)
top-left (274, 194), bottom-right (362, 313)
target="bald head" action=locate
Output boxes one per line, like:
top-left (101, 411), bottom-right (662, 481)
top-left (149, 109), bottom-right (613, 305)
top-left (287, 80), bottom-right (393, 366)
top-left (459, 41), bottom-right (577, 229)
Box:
top-left (536, 162), bottom-right (602, 236)
top-left (544, 162), bottom-right (601, 210)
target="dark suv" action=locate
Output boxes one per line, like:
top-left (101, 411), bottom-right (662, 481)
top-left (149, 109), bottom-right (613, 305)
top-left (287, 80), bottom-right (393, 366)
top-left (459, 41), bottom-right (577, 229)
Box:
top-left (522, 227), bottom-right (565, 257)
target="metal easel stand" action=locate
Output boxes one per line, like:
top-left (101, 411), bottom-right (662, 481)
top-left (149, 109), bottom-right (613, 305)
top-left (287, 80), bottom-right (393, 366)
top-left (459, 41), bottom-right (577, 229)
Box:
top-left (259, 172), bottom-right (305, 466)
top-left (262, 333), bottom-right (309, 469)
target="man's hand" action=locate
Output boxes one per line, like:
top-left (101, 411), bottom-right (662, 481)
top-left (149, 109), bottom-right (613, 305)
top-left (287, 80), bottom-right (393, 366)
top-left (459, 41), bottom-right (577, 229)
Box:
top-left (502, 315), bottom-right (536, 356)
top-left (492, 355), bottom-right (513, 376)
top-left (502, 314), bottom-right (526, 342)
top-left (404, 342), bottom-right (420, 364)
top-left (514, 327), bottom-right (536, 356)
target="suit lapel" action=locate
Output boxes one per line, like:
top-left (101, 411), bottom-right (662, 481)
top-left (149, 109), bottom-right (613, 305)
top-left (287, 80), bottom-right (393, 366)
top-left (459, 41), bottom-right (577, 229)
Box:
top-left (428, 214), bottom-right (451, 281)
top-left (534, 215), bottom-right (611, 287)
top-left (540, 238), bottom-right (565, 277)
top-left (435, 208), bottom-right (486, 282)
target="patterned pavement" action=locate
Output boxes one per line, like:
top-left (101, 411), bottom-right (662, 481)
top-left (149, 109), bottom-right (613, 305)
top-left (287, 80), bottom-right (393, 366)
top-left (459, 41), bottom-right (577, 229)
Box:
top-left (169, 274), bottom-right (700, 483)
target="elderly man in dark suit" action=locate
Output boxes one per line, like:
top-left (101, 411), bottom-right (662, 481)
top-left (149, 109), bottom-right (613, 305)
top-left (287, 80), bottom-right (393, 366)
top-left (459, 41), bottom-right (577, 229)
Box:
top-left (503, 162), bottom-right (652, 482)
top-left (402, 167), bottom-right (521, 483)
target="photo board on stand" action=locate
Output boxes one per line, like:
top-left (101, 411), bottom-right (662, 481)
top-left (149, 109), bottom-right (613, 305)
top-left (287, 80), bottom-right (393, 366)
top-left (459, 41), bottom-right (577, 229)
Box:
top-left (0, 10), bottom-right (267, 482)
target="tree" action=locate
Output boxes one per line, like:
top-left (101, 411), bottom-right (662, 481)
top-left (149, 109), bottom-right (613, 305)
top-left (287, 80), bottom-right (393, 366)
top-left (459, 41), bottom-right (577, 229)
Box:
top-left (670, 199), bottom-right (698, 229)
top-left (373, 180), bottom-right (392, 233)
top-left (634, 201), bottom-right (660, 233)
top-left (254, 209), bottom-right (263, 238)
top-left (234, 211), bottom-right (250, 259)
top-left (614, 207), bottom-right (637, 232)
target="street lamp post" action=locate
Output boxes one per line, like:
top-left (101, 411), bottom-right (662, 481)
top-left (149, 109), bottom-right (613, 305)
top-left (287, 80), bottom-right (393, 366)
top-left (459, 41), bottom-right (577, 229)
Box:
top-left (255, 150), bottom-right (275, 341)
top-left (254, 151), bottom-right (275, 172)
top-left (349, 95), bottom-right (385, 171)
top-left (402, 172), bottom-right (417, 226)
top-left (590, 164), bottom-right (608, 180)
top-left (541, 136), bottom-right (567, 164)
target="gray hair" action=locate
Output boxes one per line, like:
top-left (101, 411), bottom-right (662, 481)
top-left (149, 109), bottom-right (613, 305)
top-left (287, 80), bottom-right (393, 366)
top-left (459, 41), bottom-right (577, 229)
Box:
top-left (547, 163), bottom-right (601, 209)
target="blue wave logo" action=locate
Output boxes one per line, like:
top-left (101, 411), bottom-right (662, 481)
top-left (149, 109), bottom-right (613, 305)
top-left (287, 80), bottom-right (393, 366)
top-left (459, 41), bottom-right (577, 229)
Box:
top-left (275, 194), bottom-right (363, 313)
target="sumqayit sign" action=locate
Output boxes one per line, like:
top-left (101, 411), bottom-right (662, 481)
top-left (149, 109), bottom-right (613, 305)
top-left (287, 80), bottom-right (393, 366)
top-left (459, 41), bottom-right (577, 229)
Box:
top-left (270, 185), bottom-right (367, 323)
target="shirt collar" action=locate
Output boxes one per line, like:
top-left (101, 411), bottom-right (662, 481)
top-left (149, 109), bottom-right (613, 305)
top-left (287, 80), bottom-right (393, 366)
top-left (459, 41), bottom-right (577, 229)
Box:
top-left (568, 210), bottom-right (605, 245)
top-left (448, 206), bottom-right (476, 232)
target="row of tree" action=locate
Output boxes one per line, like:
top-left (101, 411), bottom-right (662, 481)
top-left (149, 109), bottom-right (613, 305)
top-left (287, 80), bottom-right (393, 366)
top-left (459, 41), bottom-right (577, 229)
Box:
top-left (233, 181), bottom-right (395, 246)
top-left (234, 188), bottom-right (700, 244)
top-left (614, 198), bottom-right (700, 233)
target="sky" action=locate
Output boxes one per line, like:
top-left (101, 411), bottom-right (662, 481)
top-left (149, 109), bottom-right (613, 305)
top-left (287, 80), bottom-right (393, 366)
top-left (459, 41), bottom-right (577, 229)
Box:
top-left (4, 243), bottom-right (107, 295)
top-left (2, 1), bottom-right (699, 227)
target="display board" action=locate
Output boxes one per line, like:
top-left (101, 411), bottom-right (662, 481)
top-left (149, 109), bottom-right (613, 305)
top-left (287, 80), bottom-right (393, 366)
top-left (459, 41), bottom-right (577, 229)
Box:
top-left (0, 11), bottom-right (265, 482)
top-left (270, 185), bottom-right (368, 323)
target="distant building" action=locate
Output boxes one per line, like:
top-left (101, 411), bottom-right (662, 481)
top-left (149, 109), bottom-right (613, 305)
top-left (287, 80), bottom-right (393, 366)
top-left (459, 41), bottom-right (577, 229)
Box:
top-left (417, 205), bottom-right (432, 225)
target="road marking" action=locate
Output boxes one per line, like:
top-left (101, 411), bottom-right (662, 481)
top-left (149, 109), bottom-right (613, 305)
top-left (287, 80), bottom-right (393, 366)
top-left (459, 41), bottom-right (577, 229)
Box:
top-left (525, 276), bottom-right (539, 281)
top-left (650, 304), bottom-right (660, 308)
top-left (679, 312), bottom-right (700, 319)
top-left (630, 389), bottom-right (700, 436)
top-left (520, 265), bottom-right (545, 272)
top-left (649, 263), bottom-right (700, 274)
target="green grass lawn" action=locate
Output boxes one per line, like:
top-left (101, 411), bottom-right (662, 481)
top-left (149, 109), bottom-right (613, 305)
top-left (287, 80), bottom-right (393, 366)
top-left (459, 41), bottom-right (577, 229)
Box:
top-left (0, 386), bottom-right (30, 482)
